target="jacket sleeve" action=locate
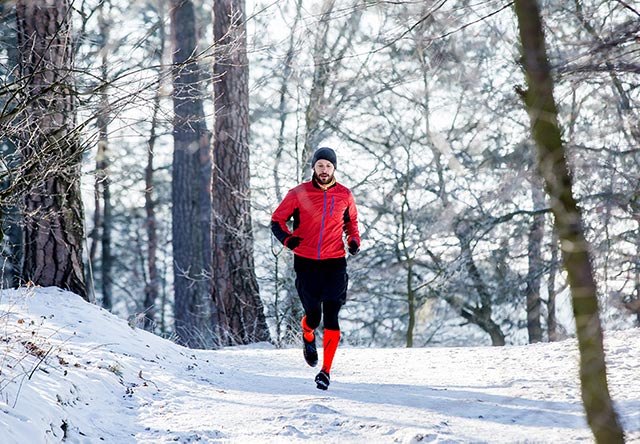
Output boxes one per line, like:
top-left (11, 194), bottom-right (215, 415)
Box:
top-left (271, 189), bottom-right (297, 245)
top-left (343, 191), bottom-right (360, 247)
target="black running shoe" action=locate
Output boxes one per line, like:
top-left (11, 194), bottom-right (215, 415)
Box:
top-left (315, 370), bottom-right (330, 390)
top-left (303, 336), bottom-right (318, 367)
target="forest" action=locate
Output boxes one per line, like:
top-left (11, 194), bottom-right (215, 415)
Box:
top-left (0, 0), bottom-right (638, 349)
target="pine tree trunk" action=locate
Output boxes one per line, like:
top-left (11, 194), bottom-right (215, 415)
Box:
top-left (16, 0), bottom-right (87, 300)
top-left (212, 0), bottom-right (270, 345)
top-left (170, 0), bottom-right (216, 349)
top-left (513, 1), bottom-right (624, 442)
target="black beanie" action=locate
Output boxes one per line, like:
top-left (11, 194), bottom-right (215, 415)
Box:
top-left (311, 147), bottom-right (337, 168)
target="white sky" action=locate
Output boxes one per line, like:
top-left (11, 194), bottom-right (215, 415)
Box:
top-left (1, 287), bottom-right (639, 443)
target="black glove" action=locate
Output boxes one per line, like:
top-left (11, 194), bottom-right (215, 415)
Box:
top-left (285, 236), bottom-right (302, 250)
top-left (348, 239), bottom-right (360, 255)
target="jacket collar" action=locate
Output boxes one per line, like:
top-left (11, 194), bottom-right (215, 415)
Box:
top-left (312, 175), bottom-right (337, 191)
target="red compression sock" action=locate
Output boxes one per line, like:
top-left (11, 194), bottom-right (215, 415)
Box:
top-left (321, 329), bottom-right (341, 374)
top-left (302, 316), bottom-right (315, 342)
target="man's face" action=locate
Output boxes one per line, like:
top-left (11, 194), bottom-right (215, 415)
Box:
top-left (313, 160), bottom-right (335, 184)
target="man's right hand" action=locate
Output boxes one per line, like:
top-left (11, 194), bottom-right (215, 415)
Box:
top-left (285, 236), bottom-right (303, 250)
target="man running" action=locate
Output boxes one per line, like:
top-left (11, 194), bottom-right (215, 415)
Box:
top-left (271, 147), bottom-right (360, 390)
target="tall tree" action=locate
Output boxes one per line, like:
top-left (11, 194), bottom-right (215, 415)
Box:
top-left (525, 178), bottom-right (545, 343)
top-left (513, 0), bottom-right (624, 441)
top-left (270, 0), bottom-right (305, 346)
top-left (453, 219), bottom-right (506, 346)
top-left (547, 228), bottom-right (561, 341)
top-left (90, 0), bottom-right (114, 309)
top-left (142, 0), bottom-right (168, 332)
top-left (302, 0), bottom-right (336, 168)
top-left (571, 0), bottom-right (640, 327)
top-left (15, 0), bottom-right (87, 299)
top-left (212, 0), bottom-right (269, 345)
top-left (0, 2), bottom-right (21, 289)
top-left (170, 0), bottom-right (216, 348)
top-left (302, 0), bottom-right (362, 174)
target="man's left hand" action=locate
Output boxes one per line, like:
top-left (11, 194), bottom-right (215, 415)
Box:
top-left (348, 239), bottom-right (360, 255)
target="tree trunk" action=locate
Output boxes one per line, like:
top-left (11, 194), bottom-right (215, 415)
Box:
top-left (274, 0), bottom-right (303, 201)
top-left (513, 1), bottom-right (624, 442)
top-left (16, 0), bottom-right (87, 300)
top-left (170, 0), bottom-right (216, 349)
top-left (142, 66), bottom-right (161, 332)
top-left (547, 228), bottom-right (560, 341)
top-left (1, 3), bottom-right (22, 289)
top-left (635, 224), bottom-right (640, 326)
top-left (405, 262), bottom-right (416, 348)
top-left (0, 205), bottom-right (21, 288)
top-left (141, 1), bottom-right (168, 333)
top-left (271, 0), bottom-right (304, 344)
top-left (526, 180), bottom-right (544, 343)
top-left (96, 0), bottom-right (113, 310)
top-left (212, 0), bottom-right (270, 345)
top-left (399, 175), bottom-right (415, 348)
top-left (303, 0), bottom-right (336, 173)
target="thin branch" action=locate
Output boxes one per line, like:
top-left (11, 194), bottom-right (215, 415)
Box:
top-left (615, 0), bottom-right (640, 17)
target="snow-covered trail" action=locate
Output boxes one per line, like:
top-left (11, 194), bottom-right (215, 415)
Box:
top-left (133, 346), bottom-right (589, 443)
top-left (132, 339), bottom-right (640, 443)
top-left (1, 288), bottom-right (639, 443)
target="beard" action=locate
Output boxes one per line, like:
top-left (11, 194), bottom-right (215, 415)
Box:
top-left (314, 172), bottom-right (335, 185)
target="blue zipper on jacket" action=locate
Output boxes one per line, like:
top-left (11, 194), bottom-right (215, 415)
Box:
top-left (317, 191), bottom-right (328, 259)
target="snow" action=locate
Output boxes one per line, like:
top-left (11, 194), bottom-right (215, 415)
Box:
top-left (1, 287), bottom-right (639, 443)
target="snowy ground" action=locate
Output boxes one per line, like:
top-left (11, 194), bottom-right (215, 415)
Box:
top-left (1, 287), bottom-right (639, 443)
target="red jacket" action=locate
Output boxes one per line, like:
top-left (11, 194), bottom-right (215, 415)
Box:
top-left (271, 179), bottom-right (360, 260)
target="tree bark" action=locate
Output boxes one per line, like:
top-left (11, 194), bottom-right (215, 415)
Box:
top-left (16, 0), bottom-right (87, 300)
top-left (513, 1), bottom-right (624, 441)
top-left (170, 0), bottom-right (216, 349)
top-left (212, 0), bottom-right (270, 345)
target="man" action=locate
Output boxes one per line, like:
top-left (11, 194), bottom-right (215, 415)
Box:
top-left (271, 147), bottom-right (360, 390)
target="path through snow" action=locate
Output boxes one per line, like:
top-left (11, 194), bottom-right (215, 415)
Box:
top-left (1, 288), bottom-right (639, 443)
